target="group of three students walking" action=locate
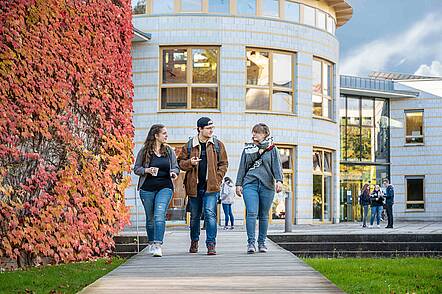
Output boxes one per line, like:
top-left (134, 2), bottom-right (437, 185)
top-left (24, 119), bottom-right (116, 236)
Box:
top-left (134, 117), bottom-right (283, 257)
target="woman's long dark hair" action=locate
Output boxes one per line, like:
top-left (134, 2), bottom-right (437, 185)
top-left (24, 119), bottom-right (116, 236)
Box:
top-left (142, 124), bottom-right (167, 165)
top-left (361, 183), bottom-right (370, 196)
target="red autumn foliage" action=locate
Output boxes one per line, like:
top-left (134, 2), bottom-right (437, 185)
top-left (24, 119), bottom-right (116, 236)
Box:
top-left (0, 0), bottom-right (133, 268)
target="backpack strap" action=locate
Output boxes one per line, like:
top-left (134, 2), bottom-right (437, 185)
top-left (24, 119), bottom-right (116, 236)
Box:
top-left (187, 136), bottom-right (221, 162)
top-left (186, 137), bottom-right (193, 159)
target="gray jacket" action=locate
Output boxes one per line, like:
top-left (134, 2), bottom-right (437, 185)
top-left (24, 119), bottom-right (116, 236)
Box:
top-left (133, 145), bottom-right (180, 190)
top-left (236, 145), bottom-right (283, 190)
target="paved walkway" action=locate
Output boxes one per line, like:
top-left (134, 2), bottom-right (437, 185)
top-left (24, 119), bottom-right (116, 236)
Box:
top-left (80, 231), bottom-right (343, 293)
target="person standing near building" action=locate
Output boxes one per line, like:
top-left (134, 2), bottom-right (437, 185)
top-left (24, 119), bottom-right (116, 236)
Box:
top-left (220, 177), bottom-right (236, 230)
top-left (178, 117), bottom-right (228, 255)
top-left (383, 179), bottom-right (395, 228)
top-left (134, 124), bottom-right (180, 257)
top-left (359, 183), bottom-right (371, 228)
top-left (236, 123), bottom-right (283, 254)
top-left (369, 185), bottom-right (384, 228)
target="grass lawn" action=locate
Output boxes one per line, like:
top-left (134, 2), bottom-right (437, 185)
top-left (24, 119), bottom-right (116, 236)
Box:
top-left (304, 257), bottom-right (442, 294)
top-left (0, 257), bottom-right (125, 293)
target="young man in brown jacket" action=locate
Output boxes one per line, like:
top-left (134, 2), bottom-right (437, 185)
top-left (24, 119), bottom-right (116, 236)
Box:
top-left (178, 117), bottom-right (228, 255)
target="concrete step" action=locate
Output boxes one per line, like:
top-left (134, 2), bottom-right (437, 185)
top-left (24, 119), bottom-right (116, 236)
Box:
top-left (268, 233), bottom-right (442, 243)
top-left (277, 241), bottom-right (442, 252)
top-left (292, 250), bottom-right (442, 258)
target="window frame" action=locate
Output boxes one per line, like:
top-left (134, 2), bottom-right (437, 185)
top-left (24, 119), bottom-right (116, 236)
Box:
top-left (312, 148), bottom-right (334, 222)
top-left (245, 48), bottom-right (296, 113)
top-left (404, 109), bottom-right (424, 145)
top-left (312, 57), bottom-right (334, 120)
top-left (159, 46), bottom-right (220, 111)
top-left (405, 175), bottom-right (425, 211)
top-left (269, 145), bottom-right (296, 224)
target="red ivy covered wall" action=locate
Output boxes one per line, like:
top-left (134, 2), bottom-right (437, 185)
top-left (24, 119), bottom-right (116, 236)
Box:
top-left (0, 0), bottom-right (133, 268)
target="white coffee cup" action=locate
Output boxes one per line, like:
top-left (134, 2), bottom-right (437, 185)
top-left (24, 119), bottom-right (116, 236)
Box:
top-left (151, 167), bottom-right (159, 176)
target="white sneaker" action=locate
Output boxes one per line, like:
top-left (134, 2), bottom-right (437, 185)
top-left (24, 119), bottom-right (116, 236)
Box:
top-left (368, 225), bottom-right (373, 229)
top-left (153, 244), bottom-right (162, 257)
top-left (148, 244), bottom-right (154, 254)
top-left (376, 224), bottom-right (380, 228)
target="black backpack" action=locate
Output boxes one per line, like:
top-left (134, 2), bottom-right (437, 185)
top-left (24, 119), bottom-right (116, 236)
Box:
top-left (186, 136), bottom-right (221, 162)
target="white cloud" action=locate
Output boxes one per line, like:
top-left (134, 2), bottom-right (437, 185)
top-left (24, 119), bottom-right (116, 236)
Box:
top-left (340, 13), bottom-right (442, 76)
top-left (414, 61), bottom-right (442, 77)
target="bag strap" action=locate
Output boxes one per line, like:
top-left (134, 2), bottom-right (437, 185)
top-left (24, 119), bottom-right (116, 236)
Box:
top-left (244, 146), bottom-right (272, 176)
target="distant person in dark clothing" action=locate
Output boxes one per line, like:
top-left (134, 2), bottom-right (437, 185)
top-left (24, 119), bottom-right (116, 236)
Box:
top-left (369, 185), bottom-right (384, 228)
top-left (359, 183), bottom-right (371, 228)
top-left (383, 179), bottom-right (395, 228)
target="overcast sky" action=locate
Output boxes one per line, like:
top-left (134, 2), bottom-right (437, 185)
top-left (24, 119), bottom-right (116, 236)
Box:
top-left (337, 0), bottom-right (442, 77)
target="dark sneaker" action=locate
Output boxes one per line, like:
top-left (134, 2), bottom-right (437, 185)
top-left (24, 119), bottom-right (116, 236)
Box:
top-left (247, 243), bottom-right (256, 254)
top-left (258, 244), bottom-right (268, 253)
top-left (189, 240), bottom-right (198, 253)
top-left (207, 244), bottom-right (216, 255)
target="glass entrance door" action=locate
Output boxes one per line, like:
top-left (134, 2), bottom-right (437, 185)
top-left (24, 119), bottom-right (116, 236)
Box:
top-left (340, 180), bottom-right (362, 222)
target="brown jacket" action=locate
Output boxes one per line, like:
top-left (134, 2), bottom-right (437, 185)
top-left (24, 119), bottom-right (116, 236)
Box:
top-left (178, 136), bottom-right (228, 197)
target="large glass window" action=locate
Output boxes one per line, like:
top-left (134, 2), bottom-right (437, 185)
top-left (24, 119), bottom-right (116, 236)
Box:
top-left (405, 110), bottom-right (424, 144)
top-left (285, 1), bottom-right (299, 22)
top-left (406, 176), bottom-right (424, 210)
top-left (302, 5), bottom-right (315, 26)
top-left (313, 149), bottom-right (333, 222)
top-left (341, 96), bottom-right (390, 163)
top-left (237, 0), bottom-right (256, 15)
top-left (246, 49), bottom-right (295, 112)
top-left (312, 58), bottom-right (334, 119)
top-left (132, 0), bottom-right (146, 14)
top-left (181, 0), bottom-right (202, 12)
top-left (375, 100), bottom-right (389, 162)
top-left (262, 0), bottom-right (279, 18)
top-left (153, 0), bottom-right (174, 14)
top-left (161, 47), bottom-right (219, 110)
top-left (208, 0), bottom-right (229, 13)
top-left (272, 147), bottom-right (294, 221)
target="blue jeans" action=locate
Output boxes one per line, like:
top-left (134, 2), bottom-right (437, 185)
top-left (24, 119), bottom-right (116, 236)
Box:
top-left (139, 188), bottom-right (173, 244)
top-left (370, 205), bottom-right (383, 226)
top-left (243, 180), bottom-right (274, 245)
top-left (189, 189), bottom-right (218, 246)
top-left (222, 203), bottom-right (234, 227)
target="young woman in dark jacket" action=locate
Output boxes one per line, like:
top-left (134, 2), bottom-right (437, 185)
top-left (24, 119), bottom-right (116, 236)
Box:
top-left (369, 185), bottom-right (384, 228)
top-left (134, 124), bottom-right (179, 257)
top-left (359, 183), bottom-right (371, 228)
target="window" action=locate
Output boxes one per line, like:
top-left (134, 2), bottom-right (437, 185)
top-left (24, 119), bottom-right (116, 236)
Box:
top-left (132, 0), bottom-right (146, 14)
top-left (152, 0), bottom-right (174, 14)
top-left (285, 1), bottom-right (299, 22)
top-left (208, 0), bottom-right (229, 13)
top-left (405, 110), bottom-right (424, 144)
top-left (316, 10), bottom-right (326, 30)
top-left (406, 176), bottom-right (424, 210)
top-left (161, 47), bottom-right (219, 110)
top-left (167, 144), bottom-right (188, 223)
top-left (246, 49), bottom-right (295, 112)
top-left (302, 5), bottom-right (315, 26)
top-left (237, 0), bottom-right (256, 15)
top-left (272, 147), bottom-right (294, 221)
top-left (313, 149), bottom-right (333, 221)
top-left (181, 0), bottom-right (202, 12)
top-left (327, 15), bottom-right (335, 34)
top-left (312, 58), bottom-right (333, 119)
top-left (262, 0), bottom-right (279, 18)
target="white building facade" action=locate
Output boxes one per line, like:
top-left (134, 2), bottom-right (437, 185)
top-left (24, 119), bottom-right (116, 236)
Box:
top-left (127, 0), bottom-right (353, 229)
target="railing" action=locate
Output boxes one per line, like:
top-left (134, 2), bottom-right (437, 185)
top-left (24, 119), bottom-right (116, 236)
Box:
top-left (340, 75), bottom-right (395, 92)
